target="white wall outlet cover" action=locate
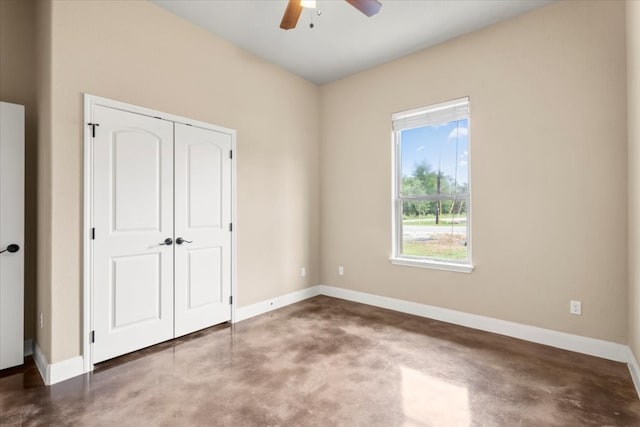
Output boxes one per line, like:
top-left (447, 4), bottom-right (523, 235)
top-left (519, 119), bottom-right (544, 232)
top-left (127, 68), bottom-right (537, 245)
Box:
top-left (570, 300), bottom-right (582, 315)
top-left (338, 266), bottom-right (344, 275)
top-left (301, 267), bottom-right (306, 277)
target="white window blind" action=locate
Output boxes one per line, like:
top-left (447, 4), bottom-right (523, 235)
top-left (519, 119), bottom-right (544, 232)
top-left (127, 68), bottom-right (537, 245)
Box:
top-left (392, 97), bottom-right (469, 131)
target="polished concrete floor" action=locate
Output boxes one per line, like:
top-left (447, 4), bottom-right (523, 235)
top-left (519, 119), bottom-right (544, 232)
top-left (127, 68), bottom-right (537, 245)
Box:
top-left (2, 295), bottom-right (640, 426)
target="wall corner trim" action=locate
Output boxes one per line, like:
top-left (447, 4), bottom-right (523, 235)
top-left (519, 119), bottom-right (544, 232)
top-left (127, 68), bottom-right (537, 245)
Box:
top-left (33, 342), bottom-right (84, 386)
top-left (33, 342), bottom-right (49, 384)
top-left (625, 347), bottom-right (640, 399)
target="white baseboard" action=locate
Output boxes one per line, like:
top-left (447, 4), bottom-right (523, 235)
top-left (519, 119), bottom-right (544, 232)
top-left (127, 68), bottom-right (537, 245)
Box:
top-left (33, 342), bottom-right (48, 384)
top-left (318, 284), bottom-right (640, 399)
top-left (234, 286), bottom-right (321, 322)
top-left (32, 342), bottom-right (84, 385)
top-left (31, 286), bottom-right (317, 385)
top-left (317, 284), bottom-right (629, 363)
top-left (625, 347), bottom-right (640, 399)
top-left (49, 355), bottom-right (84, 385)
top-left (28, 283), bottom-right (640, 395)
top-left (24, 339), bottom-right (33, 357)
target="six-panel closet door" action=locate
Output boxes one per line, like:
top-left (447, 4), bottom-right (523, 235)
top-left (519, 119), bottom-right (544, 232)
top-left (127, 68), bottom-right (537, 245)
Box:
top-left (91, 105), bottom-right (232, 364)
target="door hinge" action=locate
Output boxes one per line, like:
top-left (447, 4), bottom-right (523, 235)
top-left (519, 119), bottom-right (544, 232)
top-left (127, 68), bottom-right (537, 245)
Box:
top-left (91, 228), bottom-right (95, 240)
top-left (229, 223), bottom-right (233, 232)
top-left (229, 295), bottom-right (233, 305)
top-left (88, 123), bottom-right (100, 138)
top-left (90, 330), bottom-right (95, 343)
top-left (229, 150), bottom-right (233, 159)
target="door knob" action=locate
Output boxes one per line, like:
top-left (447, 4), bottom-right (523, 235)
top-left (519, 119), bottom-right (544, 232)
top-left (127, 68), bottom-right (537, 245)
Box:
top-left (176, 237), bottom-right (192, 245)
top-left (159, 238), bottom-right (173, 246)
top-left (0, 244), bottom-right (20, 254)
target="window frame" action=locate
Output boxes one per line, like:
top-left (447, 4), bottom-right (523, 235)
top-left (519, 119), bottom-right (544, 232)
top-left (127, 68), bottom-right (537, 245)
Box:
top-left (390, 97), bottom-right (474, 273)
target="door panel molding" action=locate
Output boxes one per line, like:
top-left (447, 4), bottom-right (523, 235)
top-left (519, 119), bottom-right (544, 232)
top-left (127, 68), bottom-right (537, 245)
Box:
top-left (91, 105), bottom-right (174, 363)
top-left (174, 122), bottom-right (232, 337)
top-left (83, 94), bottom-right (237, 372)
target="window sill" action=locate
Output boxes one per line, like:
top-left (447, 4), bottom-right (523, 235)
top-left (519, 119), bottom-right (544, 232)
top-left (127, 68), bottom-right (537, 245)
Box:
top-left (389, 257), bottom-right (474, 273)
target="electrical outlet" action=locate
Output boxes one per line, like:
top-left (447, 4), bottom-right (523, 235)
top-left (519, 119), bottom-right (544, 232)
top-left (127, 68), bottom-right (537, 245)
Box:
top-left (338, 266), bottom-right (344, 276)
top-left (301, 267), bottom-right (306, 277)
top-left (39, 312), bottom-right (43, 329)
top-left (570, 300), bottom-right (581, 315)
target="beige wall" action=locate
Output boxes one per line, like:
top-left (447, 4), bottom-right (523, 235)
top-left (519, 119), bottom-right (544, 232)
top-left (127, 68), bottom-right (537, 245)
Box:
top-left (628, 0), bottom-right (640, 362)
top-left (11, 0), bottom-right (635, 364)
top-left (0, 0), bottom-right (38, 344)
top-left (321, 0), bottom-right (628, 343)
top-left (35, 0), bottom-right (53, 360)
top-left (45, 0), bottom-right (320, 363)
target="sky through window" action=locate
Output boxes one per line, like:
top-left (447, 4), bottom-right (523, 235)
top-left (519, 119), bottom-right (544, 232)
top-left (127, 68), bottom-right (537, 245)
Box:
top-left (400, 119), bottom-right (469, 188)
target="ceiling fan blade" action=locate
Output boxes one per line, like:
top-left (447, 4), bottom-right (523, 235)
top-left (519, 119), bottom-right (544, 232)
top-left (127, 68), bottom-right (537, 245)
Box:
top-left (345, 0), bottom-right (382, 17)
top-left (280, 0), bottom-right (303, 30)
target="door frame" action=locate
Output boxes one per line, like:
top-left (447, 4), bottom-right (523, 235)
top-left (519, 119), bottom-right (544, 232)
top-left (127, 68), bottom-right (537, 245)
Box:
top-left (82, 94), bottom-right (237, 373)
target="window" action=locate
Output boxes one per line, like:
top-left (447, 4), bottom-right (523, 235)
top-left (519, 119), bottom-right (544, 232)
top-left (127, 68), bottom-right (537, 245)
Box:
top-left (391, 97), bottom-right (473, 273)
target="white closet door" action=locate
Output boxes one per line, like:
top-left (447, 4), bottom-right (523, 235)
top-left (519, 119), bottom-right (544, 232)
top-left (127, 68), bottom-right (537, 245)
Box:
top-left (174, 123), bottom-right (232, 337)
top-left (0, 102), bottom-right (24, 370)
top-left (92, 106), bottom-right (174, 363)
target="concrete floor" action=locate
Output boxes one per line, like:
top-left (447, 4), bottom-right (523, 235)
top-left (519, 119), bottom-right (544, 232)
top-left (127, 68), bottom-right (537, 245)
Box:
top-left (2, 295), bottom-right (640, 426)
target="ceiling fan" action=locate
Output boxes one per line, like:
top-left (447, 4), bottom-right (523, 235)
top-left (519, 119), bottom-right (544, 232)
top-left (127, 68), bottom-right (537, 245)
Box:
top-left (280, 0), bottom-right (382, 30)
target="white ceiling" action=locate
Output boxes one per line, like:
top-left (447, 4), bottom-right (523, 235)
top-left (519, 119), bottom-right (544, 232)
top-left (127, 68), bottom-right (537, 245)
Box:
top-left (152, 0), bottom-right (553, 85)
